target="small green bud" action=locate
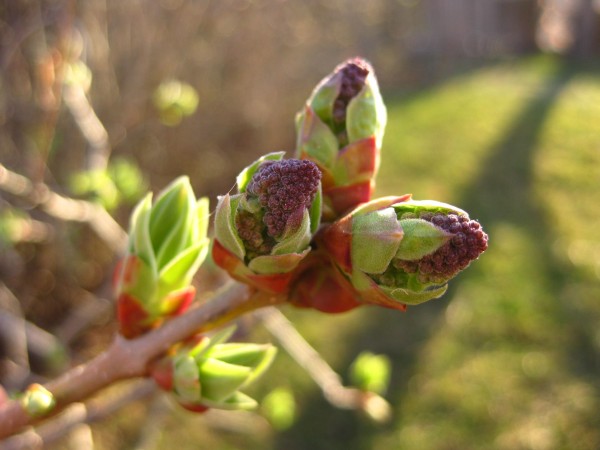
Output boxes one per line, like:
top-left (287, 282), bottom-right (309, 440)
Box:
top-left (349, 352), bottom-right (391, 395)
top-left (153, 80), bottom-right (199, 126)
top-left (159, 327), bottom-right (277, 412)
top-left (262, 387), bottom-right (296, 430)
top-left (20, 384), bottom-right (55, 417)
top-left (116, 177), bottom-right (210, 338)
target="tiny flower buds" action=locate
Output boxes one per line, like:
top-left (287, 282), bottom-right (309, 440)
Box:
top-left (213, 152), bottom-right (322, 293)
top-left (115, 177), bottom-right (210, 338)
top-left (322, 196), bottom-right (488, 308)
top-left (150, 327), bottom-right (277, 412)
top-left (296, 58), bottom-right (387, 218)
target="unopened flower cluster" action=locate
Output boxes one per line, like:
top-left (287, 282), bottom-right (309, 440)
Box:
top-left (116, 57), bottom-right (489, 415)
top-left (213, 58), bottom-right (488, 312)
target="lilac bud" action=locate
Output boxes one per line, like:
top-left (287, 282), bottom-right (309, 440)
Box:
top-left (322, 197), bottom-right (489, 307)
top-left (214, 153), bottom-right (322, 292)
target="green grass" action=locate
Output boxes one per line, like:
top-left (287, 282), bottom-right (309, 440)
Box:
top-left (371, 55), bottom-right (600, 450)
top-left (96, 55), bottom-right (600, 449)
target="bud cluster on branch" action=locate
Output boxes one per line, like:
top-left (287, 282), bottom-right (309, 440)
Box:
top-left (114, 57), bottom-right (488, 416)
top-left (213, 58), bottom-right (488, 313)
top-left (3, 58), bottom-right (488, 434)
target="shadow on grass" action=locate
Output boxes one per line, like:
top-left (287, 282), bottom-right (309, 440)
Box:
top-left (274, 60), bottom-right (594, 450)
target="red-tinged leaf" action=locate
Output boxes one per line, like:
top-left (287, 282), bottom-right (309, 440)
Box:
top-left (212, 238), bottom-right (242, 274)
top-left (325, 180), bottom-right (374, 217)
top-left (178, 402), bottom-right (210, 414)
top-left (290, 262), bottom-right (361, 313)
top-left (113, 255), bottom-right (141, 292)
top-left (212, 240), bottom-right (293, 294)
top-left (245, 271), bottom-right (293, 294)
top-left (117, 293), bottom-right (152, 339)
top-left (350, 271), bottom-right (408, 312)
top-left (296, 106), bottom-right (339, 170)
top-left (361, 287), bottom-right (408, 312)
top-left (334, 136), bottom-right (379, 183)
top-left (149, 357), bottom-right (174, 391)
top-left (319, 218), bottom-right (353, 273)
top-left (163, 286), bottom-right (196, 317)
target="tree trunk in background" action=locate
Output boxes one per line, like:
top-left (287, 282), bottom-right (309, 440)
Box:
top-left (569, 0), bottom-right (600, 58)
top-left (423, 0), bottom-right (538, 58)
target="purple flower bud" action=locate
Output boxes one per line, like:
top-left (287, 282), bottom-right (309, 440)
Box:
top-left (331, 59), bottom-right (370, 146)
top-left (295, 58), bottom-right (386, 219)
top-left (214, 153), bottom-right (323, 291)
top-left (322, 197), bottom-right (489, 307)
top-left (245, 159), bottom-right (321, 240)
top-left (392, 213), bottom-right (489, 284)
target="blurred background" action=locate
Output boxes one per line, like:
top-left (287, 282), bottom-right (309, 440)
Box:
top-left (1, 0), bottom-right (600, 449)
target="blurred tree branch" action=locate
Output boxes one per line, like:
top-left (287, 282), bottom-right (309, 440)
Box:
top-left (257, 308), bottom-right (391, 422)
top-left (0, 163), bottom-right (127, 254)
top-left (0, 380), bottom-right (155, 450)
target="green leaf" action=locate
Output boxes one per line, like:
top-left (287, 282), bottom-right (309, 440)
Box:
top-left (154, 182), bottom-right (196, 269)
top-left (378, 283), bottom-right (448, 305)
top-left (296, 107), bottom-right (340, 169)
top-left (236, 152), bottom-right (284, 193)
top-left (130, 193), bottom-right (155, 271)
top-left (272, 209), bottom-right (311, 255)
top-left (347, 79), bottom-right (387, 146)
top-left (199, 358), bottom-right (252, 403)
top-left (148, 177), bottom-right (191, 258)
top-left (214, 194), bottom-right (245, 260)
top-left (352, 208), bottom-right (403, 274)
top-left (308, 185), bottom-right (322, 234)
top-left (396, 219), bottom-right (451, 261)
top-left (192, 197), bottom-right (210, 245)
top-left (188, 326), bottom-right (237, 360)
top-left (158, 240), bottom-right (208, 292)
top-left (207, 343), bottom-right (275, 370)
top-left (121, 256), bottom-right (158, 308)
top-left (393, 200), bottom-right (467, 219)
top-left (308, 73), bottom-right (341, 125)
top-left (173, 355), bottom-right (201, 402)
top-left (247, 248), bottom-right (309, 275)
top-left (201, 391), bottom-right (258, 411)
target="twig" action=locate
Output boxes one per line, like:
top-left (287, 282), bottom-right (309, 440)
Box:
top-left (62, 70), bottom-right (111, 172)
top-left (132, 393), bottom-right (170, 450)
top-left (0, 285), bottom-right (30, 391)
top-left (53, 289), bottom-right (113, 346)
top-left (0, 163), bottom-right (127, 254)
top-left (256, 307), bottom-right (391, 421)
top-left (256, 308), bottom-right (359, 408)
top-left (202, 409), bottom-right (271, 435)
top-left (0, 281), bottom-right (285, 440)
top-left (0, 380), bottom-right (155, 450)
top-left (64, 424), bottom-right (94, 450)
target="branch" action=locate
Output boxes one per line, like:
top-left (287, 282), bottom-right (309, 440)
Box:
top-left (256, 308), bottom-right (391, 422)
top-left (0, 281), bottom-right (285, 440)
top-left (0, 380), bottom-right (155, 450)
top-left (0, 163), bottom-right (127, 254)
top-left (62, 72), bottom-right (112, 172)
